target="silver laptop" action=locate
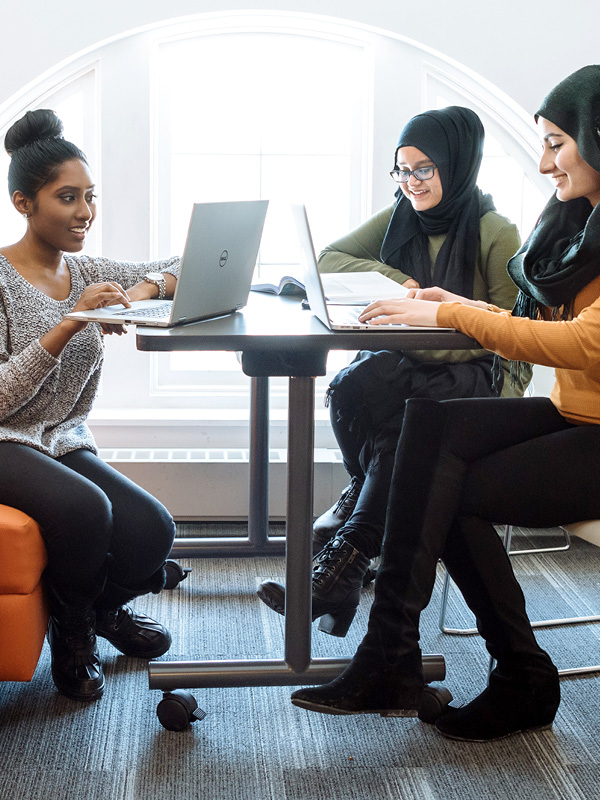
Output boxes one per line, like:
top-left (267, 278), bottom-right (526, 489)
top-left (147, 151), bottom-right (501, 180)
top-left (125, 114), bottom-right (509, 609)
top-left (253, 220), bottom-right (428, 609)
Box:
top-left (65, 200), bottom-right (269, 327)
top-left (292, 204), bottom-right (453, 332)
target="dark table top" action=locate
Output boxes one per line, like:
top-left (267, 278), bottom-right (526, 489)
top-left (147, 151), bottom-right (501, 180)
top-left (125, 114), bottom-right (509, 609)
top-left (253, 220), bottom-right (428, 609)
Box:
top-left (136, 292), bottom-right (477, 355)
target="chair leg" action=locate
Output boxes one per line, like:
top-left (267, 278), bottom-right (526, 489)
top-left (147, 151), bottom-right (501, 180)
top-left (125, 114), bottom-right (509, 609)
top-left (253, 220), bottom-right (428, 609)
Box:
top-left (439, 524), bottom-right (600, 679)
top-left (508, 524), bottom-right (570, 556)
top-left (438, 568), bottom-right (478, 636)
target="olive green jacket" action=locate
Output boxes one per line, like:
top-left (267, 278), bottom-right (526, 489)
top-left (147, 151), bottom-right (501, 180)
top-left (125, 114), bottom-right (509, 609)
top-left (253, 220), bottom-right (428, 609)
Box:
top-left (318, 205), bottom-right (531, 397)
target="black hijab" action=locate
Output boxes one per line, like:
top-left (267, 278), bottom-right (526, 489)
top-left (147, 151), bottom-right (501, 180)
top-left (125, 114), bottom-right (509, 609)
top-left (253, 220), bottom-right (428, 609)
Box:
top-left (379, 106), bottom-right (495, 298)
top-left (507, 65), bottom-right (600, 319)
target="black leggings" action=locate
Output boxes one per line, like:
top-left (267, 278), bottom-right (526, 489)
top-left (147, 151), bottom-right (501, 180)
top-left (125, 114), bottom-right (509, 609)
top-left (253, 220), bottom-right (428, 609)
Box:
top-left (0, 443), bottom-right (175, 608)
top-left (440, 396), bottom-right (600, 526)
top-left (363, 396), bottom-right (600, 662)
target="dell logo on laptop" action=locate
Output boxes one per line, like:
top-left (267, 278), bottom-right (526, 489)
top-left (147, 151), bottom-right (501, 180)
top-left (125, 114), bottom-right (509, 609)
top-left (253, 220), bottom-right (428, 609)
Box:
top-left (219, 250), bottom-right (229, 268)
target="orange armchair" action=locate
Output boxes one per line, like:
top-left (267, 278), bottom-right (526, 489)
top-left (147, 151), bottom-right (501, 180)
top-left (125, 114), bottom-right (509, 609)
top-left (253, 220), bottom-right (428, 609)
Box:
top-left (0, 505), bottom-right (48, 681)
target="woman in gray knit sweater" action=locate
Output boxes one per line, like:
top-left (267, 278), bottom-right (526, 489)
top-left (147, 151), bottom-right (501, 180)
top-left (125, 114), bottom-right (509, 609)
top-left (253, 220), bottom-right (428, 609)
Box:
top-left (0, 109), bottom-right (178, 702)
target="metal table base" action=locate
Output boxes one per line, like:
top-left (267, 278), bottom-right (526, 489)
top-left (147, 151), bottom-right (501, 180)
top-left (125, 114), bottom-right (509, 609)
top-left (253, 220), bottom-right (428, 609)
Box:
top-left (150, 374), bottom-right (446, 699)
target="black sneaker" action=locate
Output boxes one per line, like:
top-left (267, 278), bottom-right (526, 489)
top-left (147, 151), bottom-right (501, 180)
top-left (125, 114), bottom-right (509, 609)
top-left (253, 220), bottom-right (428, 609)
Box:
top-left (96, 606), bottom-right (171, 659)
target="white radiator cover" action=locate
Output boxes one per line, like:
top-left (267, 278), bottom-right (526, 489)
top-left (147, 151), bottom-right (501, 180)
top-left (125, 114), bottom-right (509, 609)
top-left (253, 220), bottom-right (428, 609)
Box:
top-left (100, 448), bottom-right (348, 521)
top-left (100, 447), bottom-right (600, 546)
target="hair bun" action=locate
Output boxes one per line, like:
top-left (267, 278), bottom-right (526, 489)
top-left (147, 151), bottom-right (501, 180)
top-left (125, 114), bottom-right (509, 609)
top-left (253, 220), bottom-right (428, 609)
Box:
top-left (4, 109), bottom-right (64, 156)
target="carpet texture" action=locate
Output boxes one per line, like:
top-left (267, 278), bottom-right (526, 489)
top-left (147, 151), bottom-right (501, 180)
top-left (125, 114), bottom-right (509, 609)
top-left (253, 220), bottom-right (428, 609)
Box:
top-left (0, 525), bottom-right (599, 800)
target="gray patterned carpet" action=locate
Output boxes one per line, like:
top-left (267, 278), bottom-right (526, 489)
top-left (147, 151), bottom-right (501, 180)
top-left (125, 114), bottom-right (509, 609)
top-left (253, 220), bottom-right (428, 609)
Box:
top-left (1, 525), bottom-right (599, 800)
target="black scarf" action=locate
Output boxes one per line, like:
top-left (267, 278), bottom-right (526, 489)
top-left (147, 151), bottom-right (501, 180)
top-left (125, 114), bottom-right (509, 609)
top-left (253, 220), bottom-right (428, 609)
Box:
top-left (507, 65), bottom-right (600, 321)
top-left (507, 195), bottom-right (596, 319)
top-left (379, 106), bottom-right (495, 299)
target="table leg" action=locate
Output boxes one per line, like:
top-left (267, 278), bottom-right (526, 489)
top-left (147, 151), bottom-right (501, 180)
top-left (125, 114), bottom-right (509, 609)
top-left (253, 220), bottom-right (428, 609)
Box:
top-left (284, 376), bottom-right (316, 673)
top-left (169, 376), bottom-right (285, 557)
top-left (248, 376), bottom-right (270, 548)
top-left (149, 373), bottom-right (446, 698)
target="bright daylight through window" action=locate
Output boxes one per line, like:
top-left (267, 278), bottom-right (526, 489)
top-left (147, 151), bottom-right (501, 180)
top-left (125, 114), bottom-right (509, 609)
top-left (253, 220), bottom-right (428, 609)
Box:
top-left (0, 14), bottom-right (550, 449)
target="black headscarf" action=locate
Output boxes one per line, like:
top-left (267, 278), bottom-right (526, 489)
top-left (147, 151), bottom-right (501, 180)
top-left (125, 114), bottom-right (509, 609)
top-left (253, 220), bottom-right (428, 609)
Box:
top-left (379, 106), bottom-right (495, 298)
top-left (507, 65), bottom-right (600, 319)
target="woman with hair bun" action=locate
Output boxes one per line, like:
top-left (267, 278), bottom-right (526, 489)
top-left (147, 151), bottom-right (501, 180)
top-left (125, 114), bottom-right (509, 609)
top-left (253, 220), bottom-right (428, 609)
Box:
top-left (0, 109), bottom-right (179, 702)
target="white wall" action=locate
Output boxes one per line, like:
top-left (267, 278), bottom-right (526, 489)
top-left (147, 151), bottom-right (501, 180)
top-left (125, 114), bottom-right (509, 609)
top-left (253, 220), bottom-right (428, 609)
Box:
top-left (2, 0), bottom-right (598, 117)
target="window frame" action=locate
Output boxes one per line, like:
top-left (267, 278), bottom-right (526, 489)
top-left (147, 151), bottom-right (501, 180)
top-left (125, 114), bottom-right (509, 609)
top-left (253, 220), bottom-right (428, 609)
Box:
top-left (0, 12), bottom-right (554, 450)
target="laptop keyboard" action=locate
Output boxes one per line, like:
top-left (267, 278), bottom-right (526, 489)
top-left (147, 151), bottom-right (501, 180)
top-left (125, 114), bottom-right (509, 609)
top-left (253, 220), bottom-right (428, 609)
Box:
top-left (113, 303), bottom-right (172, 319)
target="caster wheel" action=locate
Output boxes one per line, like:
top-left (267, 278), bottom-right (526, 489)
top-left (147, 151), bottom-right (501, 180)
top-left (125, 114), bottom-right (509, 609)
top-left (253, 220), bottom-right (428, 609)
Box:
top-left (418, 684), bottom-right (453, 724)
top-left (164, 560), bottom-right (192, 590)
top-left (156, 690), bottom-right (207, 731)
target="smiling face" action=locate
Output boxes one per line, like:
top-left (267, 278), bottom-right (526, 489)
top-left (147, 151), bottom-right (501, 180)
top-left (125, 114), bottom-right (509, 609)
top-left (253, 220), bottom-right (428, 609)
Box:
top-left (22, 158), bottom-right (97, 253)
top-left (395, 146), bottom-right (443, 211)
top-left (537, 117), bottom-right (600, 207)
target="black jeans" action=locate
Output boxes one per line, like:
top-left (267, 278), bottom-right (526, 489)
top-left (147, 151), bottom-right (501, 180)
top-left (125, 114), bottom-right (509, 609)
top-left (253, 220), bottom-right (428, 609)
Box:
top-left (328, 351), bottom-right (501, 558)
top-left (362, 396), bottom-right (600, 663)
top-left (0, 443), bottom-right (175, 608)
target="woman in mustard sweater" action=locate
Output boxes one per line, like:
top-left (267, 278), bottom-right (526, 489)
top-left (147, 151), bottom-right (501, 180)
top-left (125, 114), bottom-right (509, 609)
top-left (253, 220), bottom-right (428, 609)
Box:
top-left (288, 65), bottom-right (600, 742)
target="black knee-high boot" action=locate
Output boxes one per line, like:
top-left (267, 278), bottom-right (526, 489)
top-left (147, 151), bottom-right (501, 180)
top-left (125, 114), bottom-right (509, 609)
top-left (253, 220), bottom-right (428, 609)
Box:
top-left (435, 517), bottom-right (560, 741)
top-left (292, 398), bottom-right (456, 715)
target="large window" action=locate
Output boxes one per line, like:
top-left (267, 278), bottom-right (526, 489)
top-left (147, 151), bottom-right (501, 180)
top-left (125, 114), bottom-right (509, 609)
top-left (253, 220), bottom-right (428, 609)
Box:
top-left (0, 12), bottom-right (553, 449)
top-left (149, 28), bottom-right (370, 410)
top-left (155, 31), bottom-right (369, 262)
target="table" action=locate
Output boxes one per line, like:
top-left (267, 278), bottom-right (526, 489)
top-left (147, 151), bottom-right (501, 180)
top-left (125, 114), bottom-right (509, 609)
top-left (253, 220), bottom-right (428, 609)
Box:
top-left (136, 292), bottom-right (477, 727)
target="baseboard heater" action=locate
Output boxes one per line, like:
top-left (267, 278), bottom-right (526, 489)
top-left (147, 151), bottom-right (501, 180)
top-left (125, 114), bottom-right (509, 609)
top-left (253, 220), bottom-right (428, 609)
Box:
top-left (99, 447), bottom-right (347, 521)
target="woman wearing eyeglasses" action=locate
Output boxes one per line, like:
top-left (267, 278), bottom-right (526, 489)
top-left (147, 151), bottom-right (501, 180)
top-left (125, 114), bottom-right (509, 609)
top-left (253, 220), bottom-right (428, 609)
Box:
top-left (288, 64), bottom-right (600, 741)
top-left (258, 106), bottom-right (526, 636)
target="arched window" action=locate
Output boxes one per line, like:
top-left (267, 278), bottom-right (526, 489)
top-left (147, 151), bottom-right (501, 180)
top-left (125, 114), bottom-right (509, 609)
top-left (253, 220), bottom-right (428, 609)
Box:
top-left (0, 12), bottom-right (551, 451)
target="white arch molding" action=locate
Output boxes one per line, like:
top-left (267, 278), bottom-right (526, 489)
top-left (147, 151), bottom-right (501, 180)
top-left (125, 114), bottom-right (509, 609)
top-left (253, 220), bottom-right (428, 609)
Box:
top-left (0, 11), bottom-right (551, 451)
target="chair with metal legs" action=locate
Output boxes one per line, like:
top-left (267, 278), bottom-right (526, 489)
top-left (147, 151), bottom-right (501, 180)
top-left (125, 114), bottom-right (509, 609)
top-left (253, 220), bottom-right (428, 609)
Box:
top-left (438, 524), bottom-right (600, 677)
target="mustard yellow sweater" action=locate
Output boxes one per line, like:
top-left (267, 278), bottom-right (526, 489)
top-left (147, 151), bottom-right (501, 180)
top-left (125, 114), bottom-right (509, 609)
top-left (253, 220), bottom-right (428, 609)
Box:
top-left (436, 274), bottom-right (600, 425)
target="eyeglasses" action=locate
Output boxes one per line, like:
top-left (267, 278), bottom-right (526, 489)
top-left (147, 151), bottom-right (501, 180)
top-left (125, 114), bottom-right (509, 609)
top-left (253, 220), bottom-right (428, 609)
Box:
top-left (390, 165), bottom-right (438, 183)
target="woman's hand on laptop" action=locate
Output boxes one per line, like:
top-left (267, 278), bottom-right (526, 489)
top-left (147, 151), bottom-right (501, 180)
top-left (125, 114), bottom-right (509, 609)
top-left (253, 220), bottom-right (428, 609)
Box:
top-left (406, 286), bottom-right (487, 309)
top-left (73, 282), bottom-right (132, 311)
top-left (127, 281), bottom-right (157, 302)
top-left (358, 297), bottom-right (441, 327)
top-left (128, 273), bottom-right (176, 302)
top-left (69, 282), bottom-right (132, 336)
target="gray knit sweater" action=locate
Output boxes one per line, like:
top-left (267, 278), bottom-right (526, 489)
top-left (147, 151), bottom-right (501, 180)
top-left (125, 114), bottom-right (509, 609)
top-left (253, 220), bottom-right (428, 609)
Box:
top-left (0, 253), bottom-right (179, 457)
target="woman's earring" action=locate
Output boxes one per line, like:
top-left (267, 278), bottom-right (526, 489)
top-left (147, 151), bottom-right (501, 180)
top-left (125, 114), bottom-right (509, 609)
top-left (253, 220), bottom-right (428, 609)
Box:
top-left (22, 213), bottom-right (29, 219)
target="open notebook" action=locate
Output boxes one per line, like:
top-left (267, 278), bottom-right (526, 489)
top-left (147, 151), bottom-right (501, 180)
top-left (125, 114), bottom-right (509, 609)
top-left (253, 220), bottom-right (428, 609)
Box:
top-left (251, 270), bottom-right (408, 304)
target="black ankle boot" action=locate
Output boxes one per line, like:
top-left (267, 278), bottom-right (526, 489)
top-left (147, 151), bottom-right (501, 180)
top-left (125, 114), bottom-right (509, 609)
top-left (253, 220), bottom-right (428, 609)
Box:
top-left (96, 606), bottom-right (171, 659)
top-left (291, 648), bottom-right (424, 716)
top-left (257, 534), bottom-right (371, 637)
top-left (47, 604), bottom-right (105, 701)
top-left (435, 654), bottom-right (560, 741)
top-left (312, 478), bottom-right (363, 552)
